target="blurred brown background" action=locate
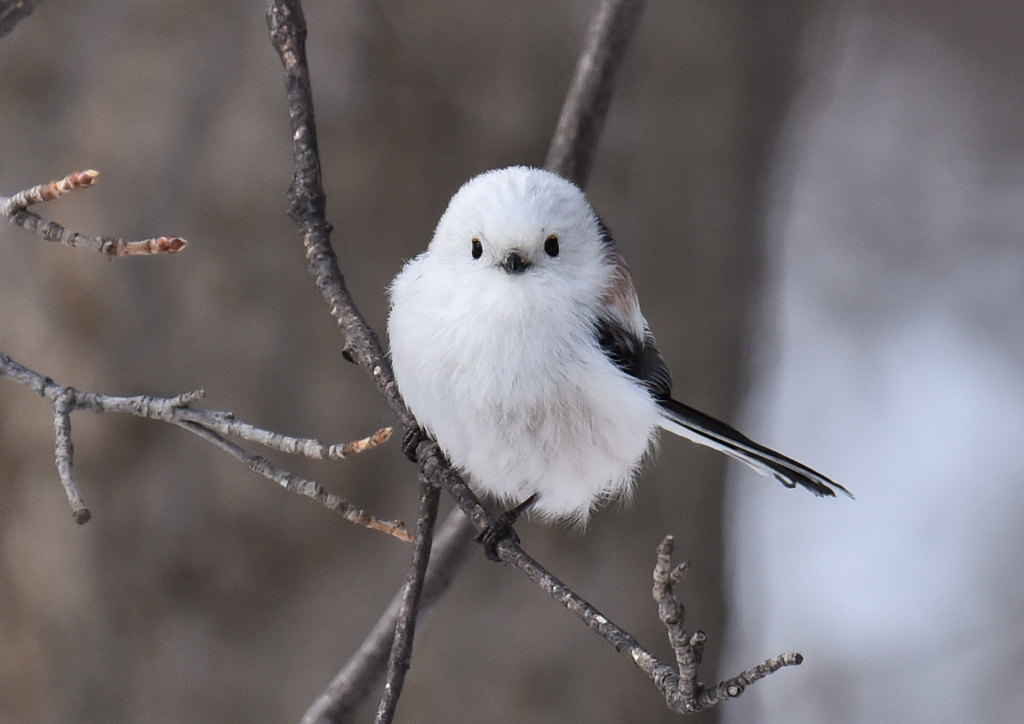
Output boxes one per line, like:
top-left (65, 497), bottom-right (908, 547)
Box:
top-left (2, 2), bottom-right (1023, 724)
top-left (0, 2), bottom-right (805, 721)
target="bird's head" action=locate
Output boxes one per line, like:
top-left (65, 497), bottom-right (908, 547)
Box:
top-left (428, 167), bottom-right (614, 296)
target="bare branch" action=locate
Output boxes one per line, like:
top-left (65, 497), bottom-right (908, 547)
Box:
top-left (3, 169), bottom-right (99, 208)
top-left (374, 476), bottom-right (441, 724)
top-left (0, 349), bottom-right (410, 541)
top-left (300, 509), bottom-right (478, 724)
top-left (1, 169), bottom-right (187, 257)
top-left (266, 0), bottom-right (413, 431)
top-left (650, 536), bottom-right (803, 712)
top-left (171, 418), bottom-right (409, 542)
top-left (480, 534), bottom-right (802, 714)
top-left (545, 0), bottom-right (648, 186)
top-left (53, 389), bottom-right (90, 524)
top-left (422, 445), bottom-right (803, 712)
top-left (173, 406), bottom-right (392, 459)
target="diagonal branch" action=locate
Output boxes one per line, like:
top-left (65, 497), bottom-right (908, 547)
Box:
top-left (545, 0), bottom-right (647, 186)
top-left (299, 507), bottom-right (477, 724)
top-left (465, 533), bottom-right (803, 715)
top-left (266, 0), bottom-right (413, 432)
top-left (0, 349), bottom-right (409, 541)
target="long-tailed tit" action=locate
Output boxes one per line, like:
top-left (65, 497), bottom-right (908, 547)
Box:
top-left (388, 166), bottom-right (848, 524)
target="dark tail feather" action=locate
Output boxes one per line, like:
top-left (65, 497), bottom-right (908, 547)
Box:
top-left (657, 398), bottom-right (851, 499)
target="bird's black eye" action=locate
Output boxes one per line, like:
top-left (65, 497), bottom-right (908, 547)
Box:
top-left (471, 238), bottom-right (483, 259)
top-left (544, 234), bottom-right (559, 257)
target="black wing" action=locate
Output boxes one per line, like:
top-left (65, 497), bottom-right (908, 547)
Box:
top-left (594, 315), bottom-right (850, 499)
top-left (594, 316), bottom-right (672, 400)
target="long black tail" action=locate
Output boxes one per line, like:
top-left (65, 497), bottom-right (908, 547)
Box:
top-left (657, 398), bottom-right (851, 498)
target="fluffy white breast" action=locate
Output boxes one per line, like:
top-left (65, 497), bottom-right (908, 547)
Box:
top-left (388, 167), bottom-right (661, 522)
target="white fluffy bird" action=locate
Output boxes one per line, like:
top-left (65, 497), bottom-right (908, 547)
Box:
top-left (388, 166), bottom-right (847, 524)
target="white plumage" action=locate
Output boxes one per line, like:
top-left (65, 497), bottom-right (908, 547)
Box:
top-left (388, 166), bottom-right (847, 523)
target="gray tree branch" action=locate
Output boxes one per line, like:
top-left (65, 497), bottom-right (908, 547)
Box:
top-left (0, 349), bottom-right (408, 540)
top-left (0, 0), bottom-right (810, 718)
top-left (299, 508), bottom-right (477, 724)
top-left (373, 475), bottom-right (440, 724)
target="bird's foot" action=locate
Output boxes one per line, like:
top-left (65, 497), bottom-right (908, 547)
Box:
top-left (477, 494), bottom-right (538, 562)
top-left (401, 425), bottom-right (427, 462)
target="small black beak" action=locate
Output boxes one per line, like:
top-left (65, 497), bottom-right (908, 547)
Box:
top-left (501, 251), bottom-right (531, 275)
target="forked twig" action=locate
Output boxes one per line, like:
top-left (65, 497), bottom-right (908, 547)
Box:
top-left (0, 349), bottom-right (409, 541)
top-left (652, 536), bottom-right (803, 712)
top-left (1, 169), bottom-right (187, 257)
top-left (485, 528), bottom-right (803, 715)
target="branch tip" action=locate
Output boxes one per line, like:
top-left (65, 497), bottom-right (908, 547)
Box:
top-left (340, 426), bottom-right (392, 457)
top-left (108, 236), bottom-right (188, 257)
top-left (74, 169), bottom-right (101, 186)
top-left (670, 560), bottom-right (689, 585)
top-left (2, 169), bottom-right (187, 257)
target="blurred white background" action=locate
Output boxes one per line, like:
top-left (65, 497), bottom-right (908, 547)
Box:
top-left (727, 5), bottom-right (1024, 723)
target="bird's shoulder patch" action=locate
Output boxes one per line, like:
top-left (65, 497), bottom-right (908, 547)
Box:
top-left (595, 318), bottom-right (673, 400)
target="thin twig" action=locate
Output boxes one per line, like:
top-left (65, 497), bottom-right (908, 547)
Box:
top-left (653, 538), bottom-right (700, 705)
top-left (173, 405), bottom-right (392, 459)
top-left (0, 349), bottom-right (410, 541)
top-left (300, 508), bottom-right (477, 724)
top-left (374, 475), bottom-right (441, 724)
top-left (172, 418), bottom-right (408, 541)
top-left (53, 389), bottom-right (90, 524)
top-left (3, 169), bottom-right (99, 209)
top-left (1, 169), bottom-right (187, 257)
